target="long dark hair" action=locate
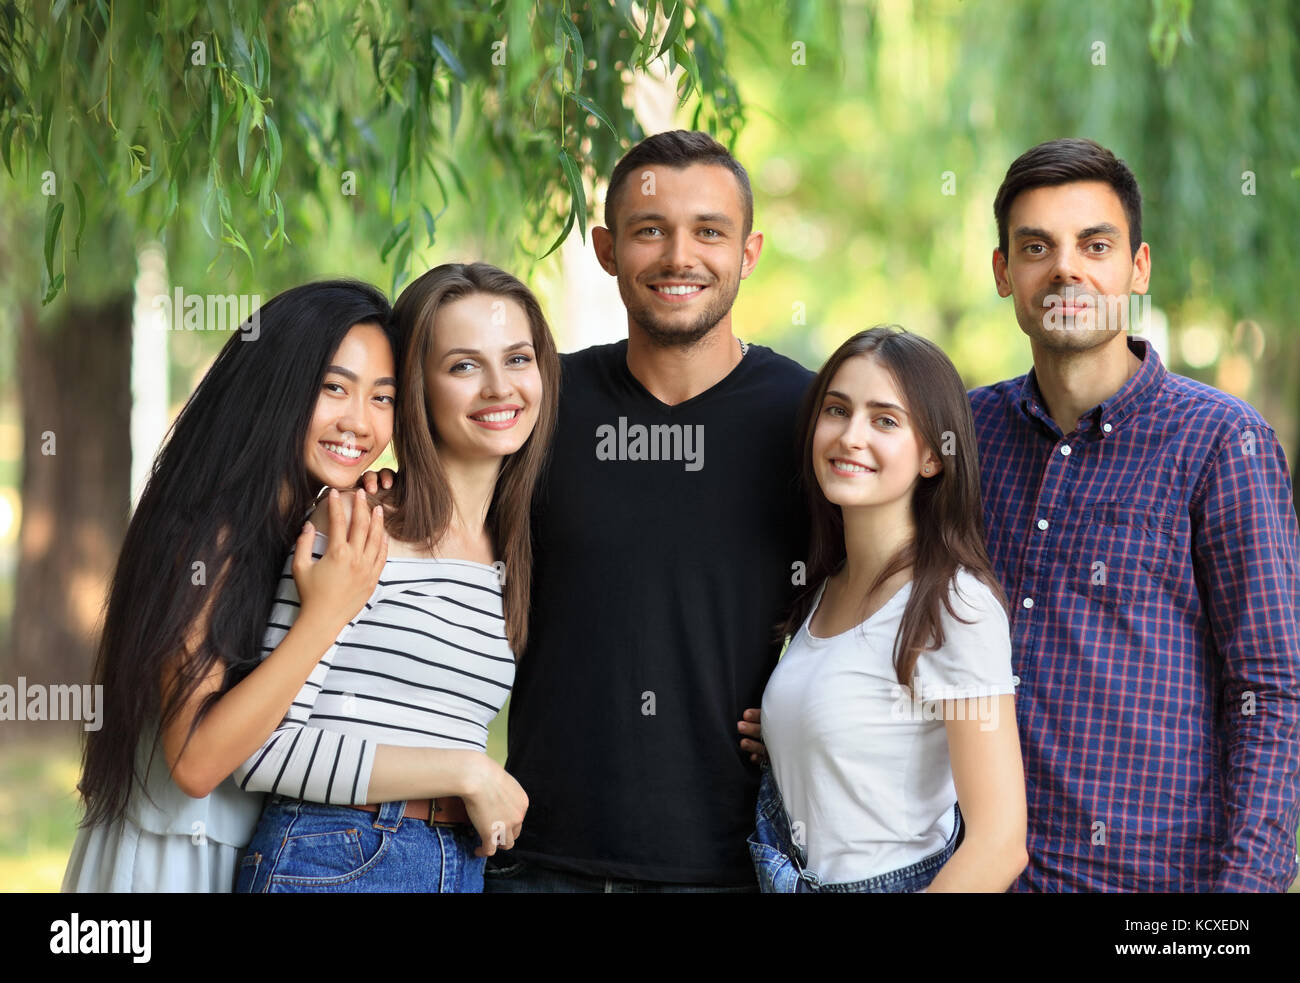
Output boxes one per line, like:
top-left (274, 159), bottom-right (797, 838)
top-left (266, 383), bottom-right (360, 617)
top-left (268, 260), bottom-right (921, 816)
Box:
top-left (780, 326), bottom-right (1006, 686)
top-left (78, 280), bottom-right (395, 826)
top-left (385, 262), bottom-right (560, 656)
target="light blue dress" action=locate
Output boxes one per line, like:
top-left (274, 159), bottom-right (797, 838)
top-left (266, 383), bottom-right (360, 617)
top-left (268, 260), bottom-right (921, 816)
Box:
top-left (61, 731), bottom-right (264, 892)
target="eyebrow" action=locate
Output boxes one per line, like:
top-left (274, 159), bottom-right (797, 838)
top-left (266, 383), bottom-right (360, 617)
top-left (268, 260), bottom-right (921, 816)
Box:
top-left (623, 211), bottom-right (736, 228)
top-left (825, 390), bottom-right (909, 414)
top-left (1078, 222), bottom-right (1123, 240)
top-left (441, 341), bottom-right (535, 358)
top-left (1013, 222), bottom-right (1123, 243)
top-left (325, 365), bottom-right (397, 387)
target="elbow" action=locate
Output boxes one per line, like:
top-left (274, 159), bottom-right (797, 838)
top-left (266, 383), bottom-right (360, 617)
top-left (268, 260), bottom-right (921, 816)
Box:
top-left (961, 830), bottom-right (1028, 890)
top-left (1005, 844), bottom-right (1029, 886)
top-left (994, 831), bottom-right (1029, 888)
top-left (169, 757), bottom-right (224, 800)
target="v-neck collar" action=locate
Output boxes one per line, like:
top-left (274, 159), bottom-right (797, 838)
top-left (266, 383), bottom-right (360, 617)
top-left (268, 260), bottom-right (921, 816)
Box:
top-left (614, 338), bottom-right (752, 414)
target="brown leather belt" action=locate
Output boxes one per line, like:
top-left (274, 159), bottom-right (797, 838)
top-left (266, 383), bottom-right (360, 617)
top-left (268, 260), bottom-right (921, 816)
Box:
top-left (347, 796), bottom-right (470, 827)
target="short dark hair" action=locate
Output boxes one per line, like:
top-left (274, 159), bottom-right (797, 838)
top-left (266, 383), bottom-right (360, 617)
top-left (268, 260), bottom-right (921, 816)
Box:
top-left (994, 138), bottom-right (1143, 259)
top-left (604, 129), bottom-right (754, 239)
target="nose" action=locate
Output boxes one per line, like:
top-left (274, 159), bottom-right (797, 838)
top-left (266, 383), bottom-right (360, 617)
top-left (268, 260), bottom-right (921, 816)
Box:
top-left (662, 228), bottom-right (696, 273)
top-left (334, 390), bottom-right (374, 442)
top-left (480, 361), bottom-right (515, 400)
top-left (840, 410), bottom-right (870, 451)
top-left (1050, 246), bottom-right (1083, 283)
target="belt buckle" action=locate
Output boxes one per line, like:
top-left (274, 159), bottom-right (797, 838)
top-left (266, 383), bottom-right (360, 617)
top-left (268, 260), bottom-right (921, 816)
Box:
top-left (425, 798), bottom-right (439, 828)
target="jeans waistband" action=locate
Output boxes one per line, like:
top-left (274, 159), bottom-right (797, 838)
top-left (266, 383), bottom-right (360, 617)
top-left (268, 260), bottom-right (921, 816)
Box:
top-left (756, 764), bottom-right (962, 891)
top-left (265, 794), bottom-right (413, 833)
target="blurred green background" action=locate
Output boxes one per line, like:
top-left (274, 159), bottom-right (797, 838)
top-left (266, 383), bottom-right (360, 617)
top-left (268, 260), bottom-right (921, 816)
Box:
top-left (2, 0), bottom-right (1297, 891)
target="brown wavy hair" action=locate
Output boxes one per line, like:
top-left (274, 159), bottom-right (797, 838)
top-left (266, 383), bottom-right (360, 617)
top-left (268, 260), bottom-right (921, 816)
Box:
top-left (779, 326), bottom-right (1006, 686)
top-left (384, 262), bottom-right (560, 655)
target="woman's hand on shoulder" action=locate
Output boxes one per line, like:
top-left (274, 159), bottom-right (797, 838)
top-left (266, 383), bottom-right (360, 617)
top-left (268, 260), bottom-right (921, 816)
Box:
top-left (293, 488), bottom-right (389, 637)
top-left (360, 467), bottom-right (398, 498)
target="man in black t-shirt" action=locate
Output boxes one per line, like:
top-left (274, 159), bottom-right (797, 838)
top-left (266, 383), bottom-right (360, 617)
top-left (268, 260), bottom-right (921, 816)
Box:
top-left (486, 131), bottom-right (813, 890)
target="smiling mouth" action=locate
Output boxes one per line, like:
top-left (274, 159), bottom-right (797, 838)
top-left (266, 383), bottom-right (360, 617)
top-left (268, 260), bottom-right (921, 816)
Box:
top-left (831, 459), bottom-right (875, 474)
top-left (649, 283), bottom-right (707, 300)
top-left (321, 441), bottom-right (365, 462)
top-left (469, 408), bottom-right (522, 429)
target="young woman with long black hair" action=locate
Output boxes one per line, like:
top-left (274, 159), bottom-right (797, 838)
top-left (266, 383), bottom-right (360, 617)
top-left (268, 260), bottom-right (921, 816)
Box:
top-left (750, 326), bottom-right (1028, 892)
top-left (63, 280), bottom-right (396, 892)
top-left (233, 262), bottom-right (560, 893)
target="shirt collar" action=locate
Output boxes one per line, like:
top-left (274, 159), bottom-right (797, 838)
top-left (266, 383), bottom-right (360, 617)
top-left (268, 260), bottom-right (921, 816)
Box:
top-left (1018, 336), bottom-right (1165, 438)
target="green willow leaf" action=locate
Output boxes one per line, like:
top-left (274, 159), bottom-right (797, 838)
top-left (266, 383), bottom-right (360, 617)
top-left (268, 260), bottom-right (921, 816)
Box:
top-left (431, 35), bottom-right (467, 82)
top-left (379, 217), bottom-right (412, 262)
top-left (72, 181), bottom-right (86, 256)
top-left (264, 115), bottom-right (283, 185)
top-left (559, 13), bottom-right (584, 90)
top-left (539, 199), bottom-right (576, 260)
top-left (558, 148), bottom-right (586, 242)
top-left (569, 91), bottom-right (616, 136)
top-left (127, 155), bottom-right (162, 197)
top-left (237, 98), bottom-right (253, 174)
top-left (1, 119), bottom-right (17, 177)
top-left (658, 2), bottom-right (684, 58)
top-left (390, 234), bottom-right (414, 296)
top-left (43, 200), bottom-right (64, 284)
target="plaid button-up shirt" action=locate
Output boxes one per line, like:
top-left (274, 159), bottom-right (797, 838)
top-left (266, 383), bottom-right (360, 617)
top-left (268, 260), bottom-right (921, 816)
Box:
top-left (969, 336), bottom-right (1300, 892)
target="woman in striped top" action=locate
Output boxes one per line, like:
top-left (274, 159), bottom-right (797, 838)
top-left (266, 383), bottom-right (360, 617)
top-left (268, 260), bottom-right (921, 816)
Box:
top-left (234, 262), bottom-right (560, 893)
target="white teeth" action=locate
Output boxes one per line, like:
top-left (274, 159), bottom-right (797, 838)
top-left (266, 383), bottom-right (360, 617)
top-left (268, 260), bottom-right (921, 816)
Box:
top-left (323, 442), bottom-right (362, 459)
top-left (473, 410), bottom-right (517, 423)
top-left (835, 460), bottom-right (872, 473)
top-left (653, 285), bottom-right (702, 295)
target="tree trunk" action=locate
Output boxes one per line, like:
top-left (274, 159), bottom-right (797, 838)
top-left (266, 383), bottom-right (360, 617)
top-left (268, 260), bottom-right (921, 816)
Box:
top-left (8, 296), bottom-right (133, 724)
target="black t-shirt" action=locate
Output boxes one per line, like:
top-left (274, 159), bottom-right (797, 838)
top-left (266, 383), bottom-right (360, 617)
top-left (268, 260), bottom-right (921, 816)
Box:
top-left (504, 338), bottom-right (814, 883)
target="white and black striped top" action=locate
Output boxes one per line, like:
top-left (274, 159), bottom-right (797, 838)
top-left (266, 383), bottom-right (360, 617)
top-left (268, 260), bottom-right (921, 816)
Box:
top-left (232, 531), bottom-right (515, 805)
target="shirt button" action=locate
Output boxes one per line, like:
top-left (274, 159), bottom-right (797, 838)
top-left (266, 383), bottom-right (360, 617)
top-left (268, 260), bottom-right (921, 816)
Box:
top-left (1102, 423), bottom-right (1113, 433)
top-left (1037, 519), bottom-right (1049, 530)
top-left (1060, 445), bottom-right (1072, 456)
top-left (1022, 597), bottom-right (1034, 609)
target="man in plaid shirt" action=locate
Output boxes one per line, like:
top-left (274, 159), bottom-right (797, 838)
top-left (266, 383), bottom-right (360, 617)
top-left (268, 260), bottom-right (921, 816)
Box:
top-left (969, 138), bottom-right (1300, 891)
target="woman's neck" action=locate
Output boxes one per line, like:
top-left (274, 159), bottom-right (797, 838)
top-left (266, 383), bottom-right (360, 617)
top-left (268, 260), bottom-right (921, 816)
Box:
top-left (440, 454), bottom-right (502, 544)
top-left (839, 498), bottom-right (915, 593)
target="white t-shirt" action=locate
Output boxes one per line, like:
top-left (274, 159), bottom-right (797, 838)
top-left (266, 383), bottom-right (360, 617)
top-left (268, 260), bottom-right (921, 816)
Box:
top-left (761, 567), bottom-right (1017, 884)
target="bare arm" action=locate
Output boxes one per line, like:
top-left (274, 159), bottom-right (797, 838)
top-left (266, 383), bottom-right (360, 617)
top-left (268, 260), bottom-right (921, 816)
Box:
top-left (923, 693), bottom-right (1027, 892)
top-left (161, 488), bottom-right (387, 798)
top-left (229, 482), bottom-right (527, 855)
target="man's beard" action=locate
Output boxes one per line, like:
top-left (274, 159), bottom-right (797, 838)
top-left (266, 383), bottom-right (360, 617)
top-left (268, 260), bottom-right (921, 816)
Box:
top-left (623, 279), bottom-right (738, 349)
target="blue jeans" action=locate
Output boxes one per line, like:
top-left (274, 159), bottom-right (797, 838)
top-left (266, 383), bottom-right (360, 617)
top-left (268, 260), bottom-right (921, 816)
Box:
top-left (748, 765), bottom-right (961, 893)
top-left (484, 854), bottom-right (759, 893)
top-left (235, 796), bottom-right (485, 893)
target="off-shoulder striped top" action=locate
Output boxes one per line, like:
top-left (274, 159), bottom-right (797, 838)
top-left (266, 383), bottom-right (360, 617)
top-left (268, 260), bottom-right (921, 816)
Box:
top-left (232, 531), bottom-right (515, 805)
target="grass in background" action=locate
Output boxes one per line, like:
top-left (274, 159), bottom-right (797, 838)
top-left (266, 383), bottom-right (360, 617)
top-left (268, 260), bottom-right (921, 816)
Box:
top-left (0, 733), bottom-right (83, 892)
top-left (0, 706), bottom-right (510, 893)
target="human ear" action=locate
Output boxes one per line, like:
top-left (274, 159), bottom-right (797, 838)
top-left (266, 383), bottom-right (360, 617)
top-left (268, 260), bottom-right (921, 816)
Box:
top-left (992, 248), bottom-right (1013, 298)
top-left (593, 226), bottom-right (618, 276)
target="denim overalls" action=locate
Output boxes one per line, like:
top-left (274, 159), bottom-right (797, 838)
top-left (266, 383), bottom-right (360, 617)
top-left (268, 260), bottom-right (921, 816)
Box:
top-left (748, 764), bottom-right (962, 893)
top-left (235, 795), bottom-right (485, 893)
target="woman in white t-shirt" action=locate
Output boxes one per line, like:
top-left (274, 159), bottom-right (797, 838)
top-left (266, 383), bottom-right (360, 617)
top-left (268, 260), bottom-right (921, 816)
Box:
top-left (751, 326), bottom-right (1027, 893)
